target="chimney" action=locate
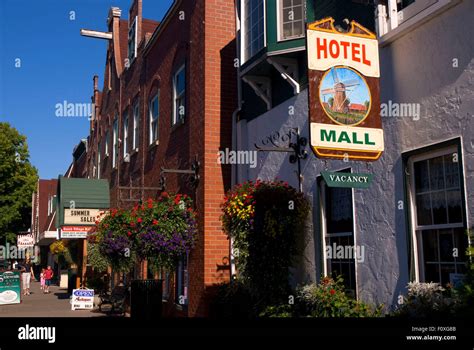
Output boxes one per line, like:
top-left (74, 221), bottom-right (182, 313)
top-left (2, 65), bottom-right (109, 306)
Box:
top-left (107, 7), bottom-right (122, 32)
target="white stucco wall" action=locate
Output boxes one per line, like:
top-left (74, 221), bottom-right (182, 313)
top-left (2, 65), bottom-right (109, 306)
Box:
top-left (236, 0), bottom-right (473, 310)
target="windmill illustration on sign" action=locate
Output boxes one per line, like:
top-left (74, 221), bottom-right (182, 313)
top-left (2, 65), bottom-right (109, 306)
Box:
top-left (319, 66), bottom-right (371, 126)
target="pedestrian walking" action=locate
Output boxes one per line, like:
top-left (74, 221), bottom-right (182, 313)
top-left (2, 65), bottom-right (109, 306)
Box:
top-left (44, 265), bottom-right (54, 294)
top-left (40, 268), bottom-right (46, 291)
top-left (20, 258), bottom-right (34, 296)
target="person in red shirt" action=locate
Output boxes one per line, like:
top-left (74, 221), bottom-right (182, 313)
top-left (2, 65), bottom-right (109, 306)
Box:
top-left (44, 265), bottom-right (54, 294)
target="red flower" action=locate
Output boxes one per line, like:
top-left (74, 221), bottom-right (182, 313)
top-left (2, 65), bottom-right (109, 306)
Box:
top-left (95, 220), bottom-right (99, 225)
top-left (152, 219), bottom-right (159, 226)
top-left (137, 218), bottom-right (143, 223)
top-left (161, 191), bottom-right (169, 198)
top-left (330, 289), bottom-right (336, 295)
top-left (127, 231), bottom-right (132, 237)
top-left (147, 203), bottom-right (153, 209)
top-left (130, 222), bottom-right (136, 227)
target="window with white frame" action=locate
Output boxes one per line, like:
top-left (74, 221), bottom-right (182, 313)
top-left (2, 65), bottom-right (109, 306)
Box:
top-left (112, 118), bottom-right (118, 167)
top-left (377, 0), bottom-right (451, 38)
top-left (128, 17), bottom-right (137, 62)
top-left (172, 66), bottom-right (186, 125)
top-left (409, 146), bottom-right (468, 285)
top-left (278, 0), bottom-right (305, 41)
top-left (242, 0), bottom-right (265, 62)
top-left (175, 257), bottom-right (188, 306)
top-left (97, 142), bottom-right (101, 179)
top-left (132, 101), bottom-right (139, 151)
top-left (104, 132), bottom-right (109, 157)
top-left (320, 179), bottom-right (357, 297)
top-left (149, 93), bottom-right (159, 144)
top-left (123, 111), bottom-right (129, 157)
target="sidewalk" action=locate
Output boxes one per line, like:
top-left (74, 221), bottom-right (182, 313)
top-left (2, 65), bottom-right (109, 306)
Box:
top-left (0, 279), bottom-right (102, 317)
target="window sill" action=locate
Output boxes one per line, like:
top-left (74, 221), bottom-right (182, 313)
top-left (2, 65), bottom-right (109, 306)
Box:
top-left (378, 0), bottom-right (460, 47)
top-left (171, 118), bottom-right (185, 132)
top-left (276, 35), bottom-right (305, 43)
top-left (148, 140), bottom-right (159, 149)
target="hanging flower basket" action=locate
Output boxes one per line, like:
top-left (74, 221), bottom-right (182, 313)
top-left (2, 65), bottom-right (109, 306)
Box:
top-left (93, 193), bottom-right (198, 272)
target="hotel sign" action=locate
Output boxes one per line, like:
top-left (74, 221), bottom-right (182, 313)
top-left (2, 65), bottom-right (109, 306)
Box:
top-left (307, 18), bottom-right (384, 161)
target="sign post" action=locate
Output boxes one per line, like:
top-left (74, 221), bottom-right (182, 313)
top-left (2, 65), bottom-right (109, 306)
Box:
top-left (307, 18), bottom-right (384, 161)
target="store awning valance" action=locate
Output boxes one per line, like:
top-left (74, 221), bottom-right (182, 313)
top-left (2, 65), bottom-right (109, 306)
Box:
top-left (56, 176), bottom-right (110, 227)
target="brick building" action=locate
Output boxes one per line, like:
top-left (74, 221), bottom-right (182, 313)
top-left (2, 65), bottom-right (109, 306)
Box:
top-left (78, 0), bottom-right (236, 316)
top-left (31, 179), bottom-right (58, 269)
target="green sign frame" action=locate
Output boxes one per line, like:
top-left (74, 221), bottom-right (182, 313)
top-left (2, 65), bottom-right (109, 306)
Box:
top-left (0, 271), bottom-right (21, 305)
top-left (321, 171), bottom-right (373, 189)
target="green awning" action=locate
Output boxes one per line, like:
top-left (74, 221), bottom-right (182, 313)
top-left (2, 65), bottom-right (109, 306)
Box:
top-left (56, 176), bottom-right (110, 227)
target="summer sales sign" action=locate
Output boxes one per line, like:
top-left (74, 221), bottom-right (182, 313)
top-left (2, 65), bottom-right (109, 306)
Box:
top-left (307, 18), bottom-right (384, 161)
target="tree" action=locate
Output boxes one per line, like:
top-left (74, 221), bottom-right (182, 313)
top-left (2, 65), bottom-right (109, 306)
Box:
top-left (0, 123), bottom-right (38, 243)
top-left (328, 97), bottom-right (334, 108)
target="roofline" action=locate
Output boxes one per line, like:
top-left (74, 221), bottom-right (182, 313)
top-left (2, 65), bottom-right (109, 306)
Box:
top-left (143, 0), bottom-right (182, 56)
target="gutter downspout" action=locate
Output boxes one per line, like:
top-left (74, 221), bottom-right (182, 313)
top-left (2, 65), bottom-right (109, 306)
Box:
top-left (230, 0), bottom-right (243, 279)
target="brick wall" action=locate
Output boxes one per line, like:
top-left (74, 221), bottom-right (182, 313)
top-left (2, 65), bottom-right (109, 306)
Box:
top-left (78, 0), bottom-right (236, 317)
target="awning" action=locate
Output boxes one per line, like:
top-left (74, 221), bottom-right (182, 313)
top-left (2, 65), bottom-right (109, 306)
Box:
top-left (56, 176), bottom-right (110, 228)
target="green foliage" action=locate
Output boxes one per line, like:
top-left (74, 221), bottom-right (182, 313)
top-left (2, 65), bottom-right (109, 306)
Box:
top-left (393, 282), bottom-right (460, 318)
top-left (259, 304), bottom-right (293, 318)
top-left (211, 280), bottom-right (256, 319)
top-left (87, 242), bottom-right (109, 273)
top-left (454, 228), bottom-right (474, 316)
top-left (91, 193), bottom-right (197, 273)
top-left (222, 180), bottom-right (310, 306)
top-left (296, 276), bottom-right (383, 317)
top-left (216, 276), bottom-right (383, 318)
top-left (0, 122), bottom-right (38, 242)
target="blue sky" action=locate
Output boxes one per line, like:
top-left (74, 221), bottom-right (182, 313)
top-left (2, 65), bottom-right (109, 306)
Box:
top-left (319, 67), bottom-right (370, 105)
top-left (0, 0), bottom-right (173, 179)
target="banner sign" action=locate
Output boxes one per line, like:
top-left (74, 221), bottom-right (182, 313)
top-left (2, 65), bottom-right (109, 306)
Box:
top-left (64, 209), bottom-right (107, 225)
top-left (0, 271), bottom-right (21, 305)
top-left (60, 226), bottom-right (92, 239)
top-left (307, 18), bottom-right (384, 161)
top-left (321, 171), bottom-right (373, 189)
top-left (17, 233), bottom-right (34, 249)
top-left (71, 289), bottom-right (95, 310)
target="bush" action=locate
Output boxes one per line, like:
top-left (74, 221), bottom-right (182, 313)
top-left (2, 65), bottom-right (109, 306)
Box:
top-left (393, 282), bottom-right (460, 317)
top-left (296, 276), bottom-right (383, 317)
top-left (210, 280), bottom-right (256, 319)
top-left (221, 180), bottom-right (310, 305)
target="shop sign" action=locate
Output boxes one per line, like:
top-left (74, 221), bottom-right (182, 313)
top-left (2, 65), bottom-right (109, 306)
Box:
top-left (71, 289), bottom-right (94, 310)
top-left (17, 233), bottom-right (34, 249)
top-left (321, 171), bottom-right (373, 189)
top-left (64, 209), bottom-right (107, 225)
top-left (307, 18), bottom-right (384, 161)
top-left (0, 271), bottom-right (21, 305)
top-left (60, 226), bottom-right (92, 239)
